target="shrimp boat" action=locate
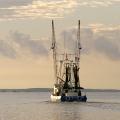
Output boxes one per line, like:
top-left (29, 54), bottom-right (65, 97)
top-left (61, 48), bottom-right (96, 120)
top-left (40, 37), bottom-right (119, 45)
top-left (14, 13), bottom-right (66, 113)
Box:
top-left (50, 20), bottom-right (87, 102)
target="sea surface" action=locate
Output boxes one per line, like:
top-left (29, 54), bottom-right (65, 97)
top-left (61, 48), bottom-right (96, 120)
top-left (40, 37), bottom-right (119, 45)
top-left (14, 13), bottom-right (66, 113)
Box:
top-left (0, 91), bottom-right (120, 120)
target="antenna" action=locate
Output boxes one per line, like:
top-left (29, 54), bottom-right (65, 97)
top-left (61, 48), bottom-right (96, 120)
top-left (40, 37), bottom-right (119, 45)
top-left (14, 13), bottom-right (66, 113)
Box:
top-left (51, 20), bottom-right (58, 84)
top-left (64, 32), bottom-right (66, 53)
top-left (63, 32), bottom-right (67, 60)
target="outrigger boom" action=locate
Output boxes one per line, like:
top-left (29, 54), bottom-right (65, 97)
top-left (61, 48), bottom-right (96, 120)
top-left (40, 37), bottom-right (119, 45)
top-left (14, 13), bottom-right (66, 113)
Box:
top-left (51, 20), bottom-right (87, 102)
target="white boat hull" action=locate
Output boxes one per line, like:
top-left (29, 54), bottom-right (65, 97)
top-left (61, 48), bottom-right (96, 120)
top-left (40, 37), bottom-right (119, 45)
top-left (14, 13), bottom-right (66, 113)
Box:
top-left (51, 94), bottom-right (61, 102)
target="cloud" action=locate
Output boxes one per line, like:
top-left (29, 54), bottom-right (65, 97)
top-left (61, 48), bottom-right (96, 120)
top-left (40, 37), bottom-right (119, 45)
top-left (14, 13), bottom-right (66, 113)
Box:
top-left (0, 31), bottom-right (48, 59)
top-left (94, 37), bottom-right (120, 60)
top-left (0, 39), bottom-right (16, 58)
top-left (0, 0), bottom-right (120, 20)
top-left (59, 24), bottom-right (120, 60)
top-left (0, 24), bottom-right (120, 60)
top-left (0, 0), bottom-right (78, 20)
top-left (0, 0), bottom-right (33, 8)
top-left (78, 0), bottom-right (120, 7)
top-left (11, 31), bottom-right (48, 56)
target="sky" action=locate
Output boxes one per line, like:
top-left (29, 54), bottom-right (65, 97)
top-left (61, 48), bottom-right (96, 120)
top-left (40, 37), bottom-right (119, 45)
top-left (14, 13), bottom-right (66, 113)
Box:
top-left (0, 0), bottom-right (120, 89)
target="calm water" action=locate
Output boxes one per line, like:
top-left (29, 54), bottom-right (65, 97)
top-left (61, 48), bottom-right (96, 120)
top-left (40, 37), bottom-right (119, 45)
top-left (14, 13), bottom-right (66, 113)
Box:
top-left (0, 92), bottom-right (120, 120)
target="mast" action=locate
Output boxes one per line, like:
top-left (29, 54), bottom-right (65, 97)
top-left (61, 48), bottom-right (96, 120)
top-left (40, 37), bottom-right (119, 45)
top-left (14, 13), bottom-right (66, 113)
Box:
top-left (51, 20), bottom-right (58, 84)
top-left (77, 20), bottom-right (82, 63)
top-left (74, 20), bottom-right (82, 89)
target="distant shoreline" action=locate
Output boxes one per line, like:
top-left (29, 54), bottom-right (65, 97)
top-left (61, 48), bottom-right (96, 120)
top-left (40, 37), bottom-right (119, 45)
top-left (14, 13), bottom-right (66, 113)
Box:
top-left (0, 88), bottom-right (120, 92)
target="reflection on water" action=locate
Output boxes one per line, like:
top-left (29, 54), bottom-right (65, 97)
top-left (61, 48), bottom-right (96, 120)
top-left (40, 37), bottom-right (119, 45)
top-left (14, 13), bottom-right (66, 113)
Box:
top-left (0, 92), bottom-right (120, 120)
top-left (51, 103), bottom-right (82, 120)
